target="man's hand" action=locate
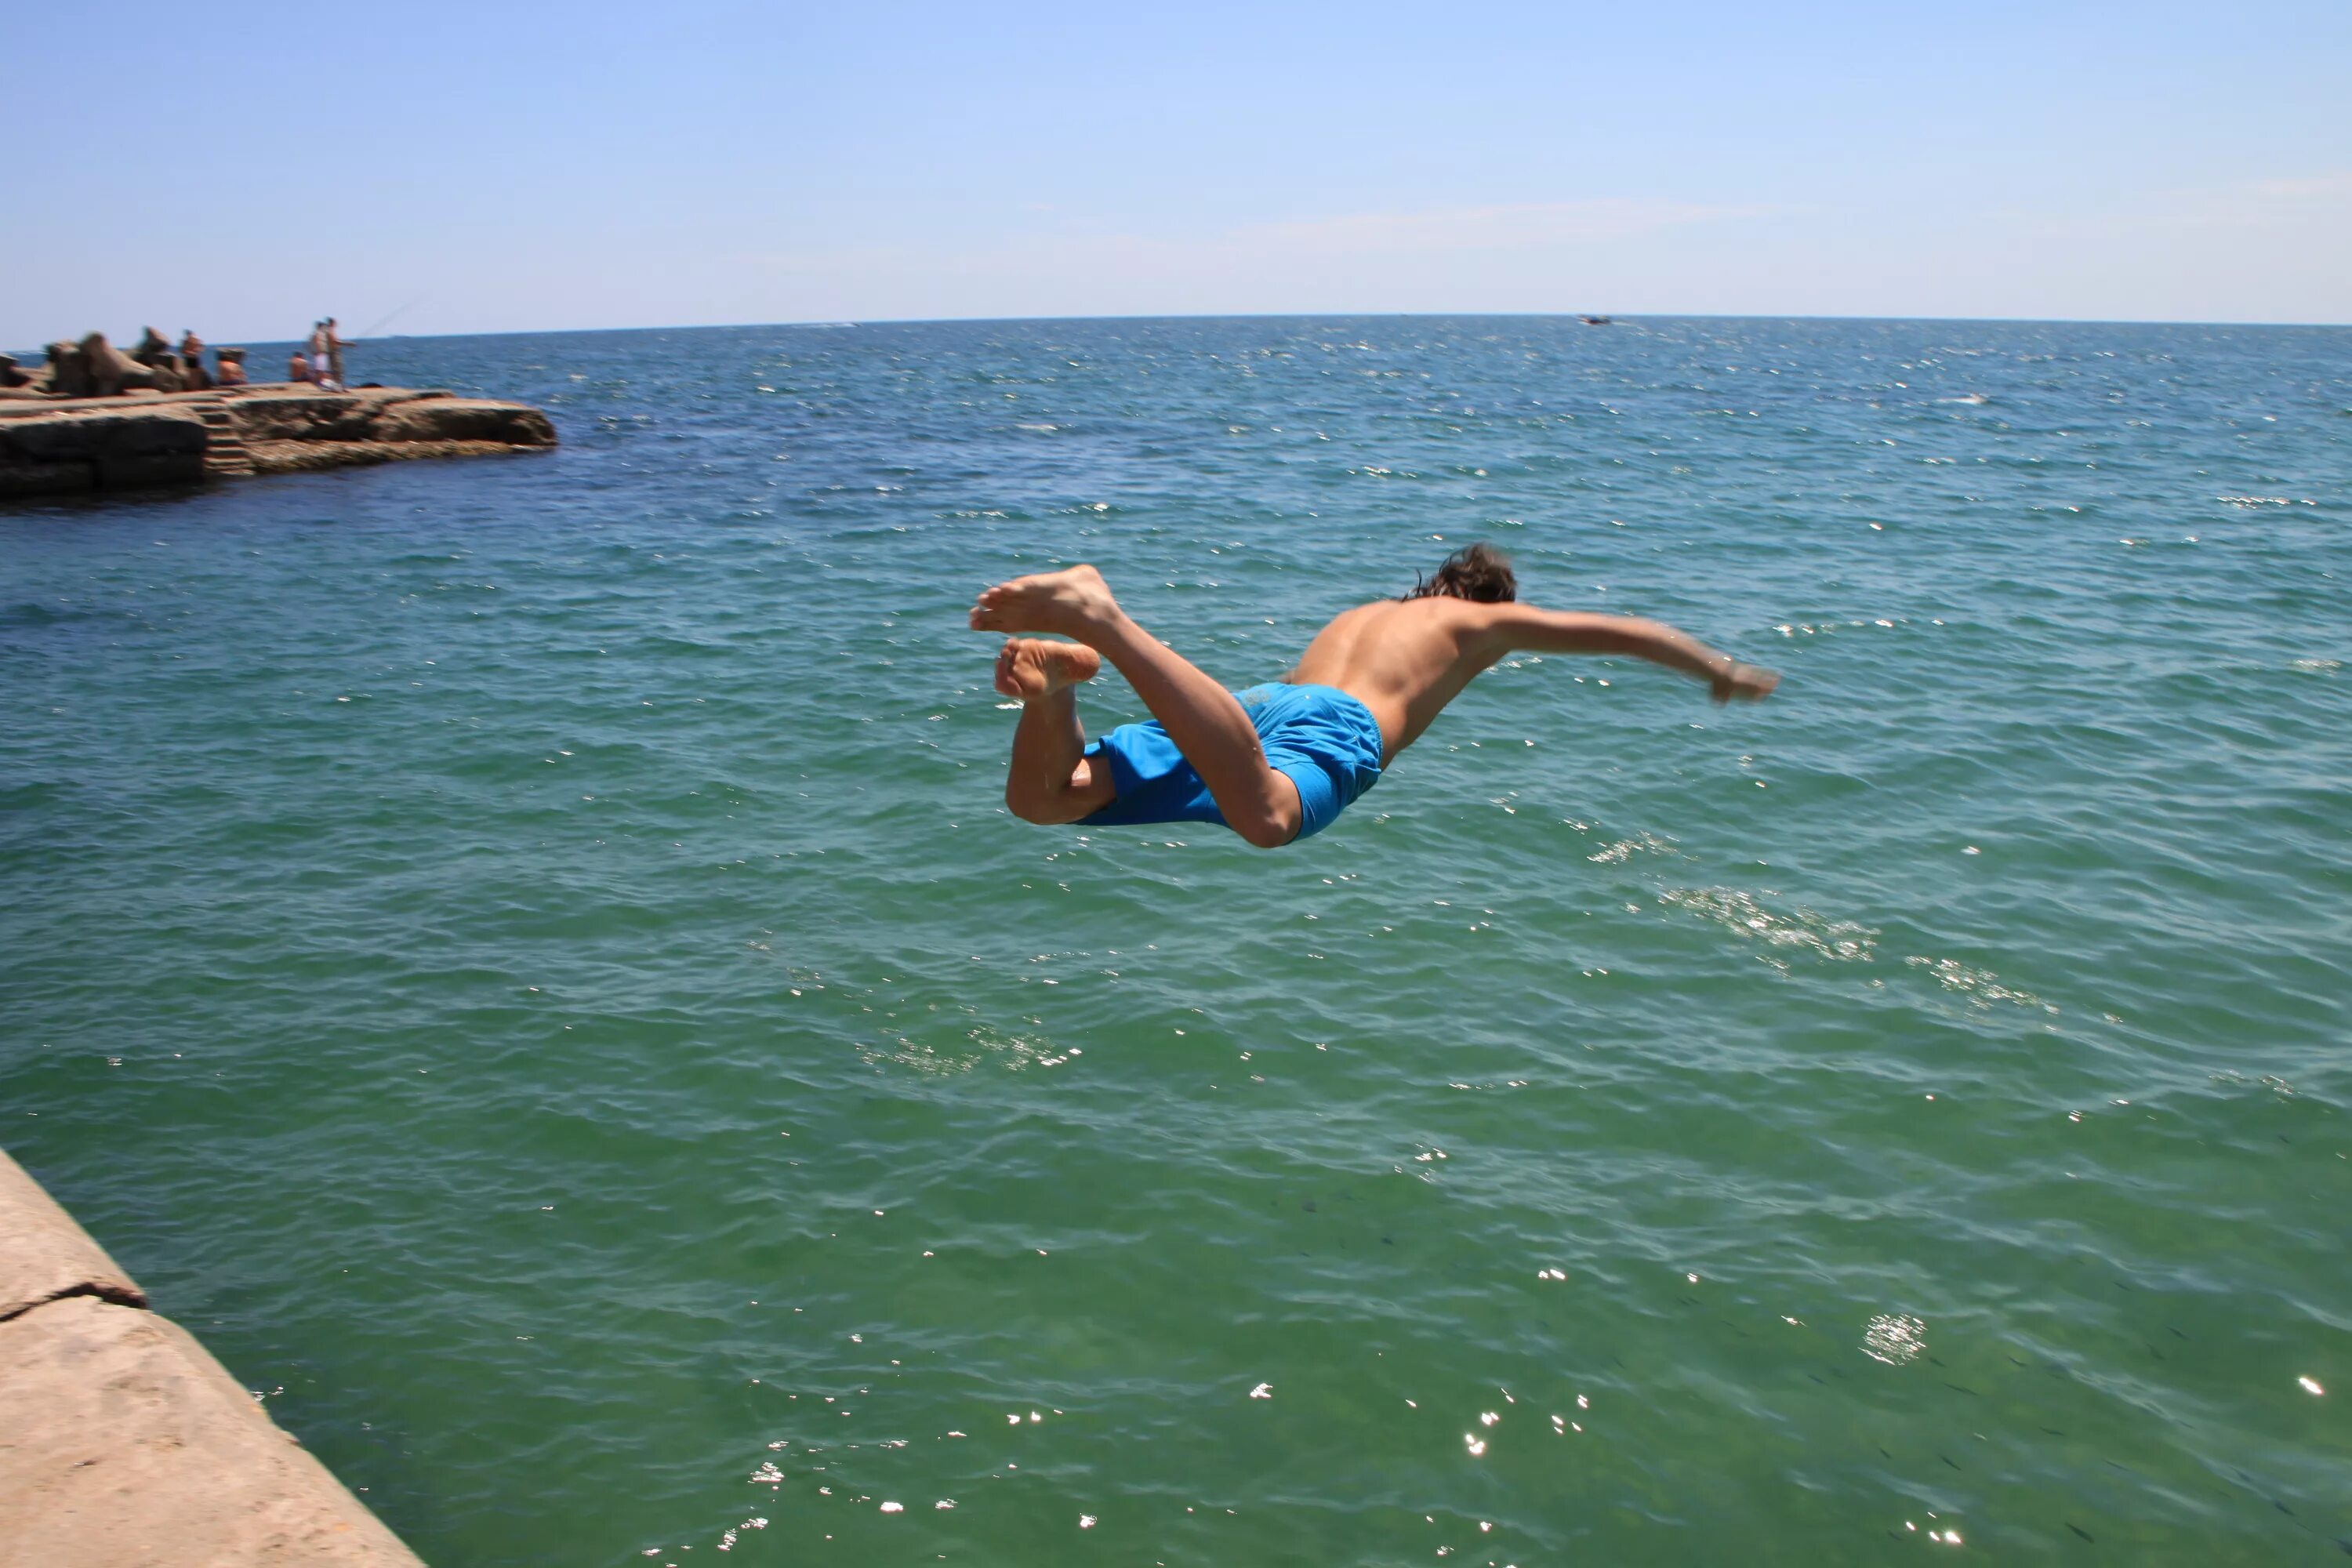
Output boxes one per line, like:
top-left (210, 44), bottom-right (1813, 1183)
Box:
top-left (1711, 659), bottom-right (1780, 704)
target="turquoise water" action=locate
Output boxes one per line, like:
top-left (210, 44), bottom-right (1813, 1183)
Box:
top-left (4, 316), bottom-right (2348, 1564)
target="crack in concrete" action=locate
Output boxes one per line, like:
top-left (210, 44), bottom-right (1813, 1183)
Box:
top-left (0, 1278), bottom-right (151, 1323)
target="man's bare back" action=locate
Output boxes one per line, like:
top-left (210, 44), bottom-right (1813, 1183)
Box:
top-left (971, 545), bottom-right (1777, 848)
top-left (1290, 596), bottom-right (1775, 764)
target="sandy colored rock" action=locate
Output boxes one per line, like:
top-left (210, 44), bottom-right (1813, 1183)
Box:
top-left (78, 332), bottom-right (173, 397)
top-left (0, 1295), bottom-right (423, 1568)
top-left (347, 386), bottom-right (452, 410)
top-left (0, 1149), bottom-right (144, 1321)
top-left (218, 387), bottom-right (526, 445)
top-left (220, 390), bottom-right (386, 442)
top-left (0, 387), bottom-right (265, 419)
top-left (42, 339), bottom-right (93, 397)
top-left (0, 404), bottom-right (207, 460)
top-left (247, 437), bottom-right (532, 473)
top-left (372, 397), bottom-right (555, 447)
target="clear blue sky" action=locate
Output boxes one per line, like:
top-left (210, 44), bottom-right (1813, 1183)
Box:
top-left (9, 1), bottom-right (2349, 346)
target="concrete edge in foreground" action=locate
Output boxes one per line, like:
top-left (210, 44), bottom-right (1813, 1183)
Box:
top-left (0, 1147), bottom-right (426, 1567)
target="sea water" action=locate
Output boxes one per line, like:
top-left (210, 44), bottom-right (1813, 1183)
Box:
top-left (3, 316), bottom-right (2347, 1564)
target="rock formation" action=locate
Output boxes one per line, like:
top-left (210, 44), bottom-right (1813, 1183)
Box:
top-left (39, 341), bottom-right (87, 397)
top-left (0, 383), bottom-right (557, 499)
top-left (0, 403), bottom-right (209, 494)
top-left (77, 332), bottom-right (178, 396)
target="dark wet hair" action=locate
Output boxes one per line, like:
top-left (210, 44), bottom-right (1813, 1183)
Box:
top-left (1401, 543), bottom-right (1516, 603)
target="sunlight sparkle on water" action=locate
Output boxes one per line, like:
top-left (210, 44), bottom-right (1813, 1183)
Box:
top-left (10, 314), bottom-right (2348, 1566)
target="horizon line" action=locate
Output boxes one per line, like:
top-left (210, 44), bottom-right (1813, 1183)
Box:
top-left (9, 307), bottom-right (2348, 354)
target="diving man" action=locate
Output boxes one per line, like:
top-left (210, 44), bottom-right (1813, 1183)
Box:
top-left (973, 544), bottom-right (1778, 848)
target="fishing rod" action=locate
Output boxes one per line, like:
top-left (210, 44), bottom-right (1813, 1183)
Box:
top-left (355, 293), bottom-right (430, 340)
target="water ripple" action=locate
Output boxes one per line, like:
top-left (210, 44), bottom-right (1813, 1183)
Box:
top-left (5, 315), bottom-right (2349, 1565)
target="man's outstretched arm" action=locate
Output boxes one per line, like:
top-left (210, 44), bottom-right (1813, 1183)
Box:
top-left (1484, 605), bottom-right (1779, 702)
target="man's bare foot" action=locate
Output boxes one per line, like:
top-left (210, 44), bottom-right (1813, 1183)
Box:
top-left (994, 637), bottom-right (1102, 701)
top-left (1711, 660), bottom-right (1781, 704)
top-left (969, 564), bottom-right (1123, 640)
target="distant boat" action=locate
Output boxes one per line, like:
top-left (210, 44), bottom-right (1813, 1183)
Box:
top-left (1578, 314), bottom-right (1613, 325)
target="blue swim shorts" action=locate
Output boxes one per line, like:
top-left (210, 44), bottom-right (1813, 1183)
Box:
top-left (1079, 683), bottom-right (1384, 843)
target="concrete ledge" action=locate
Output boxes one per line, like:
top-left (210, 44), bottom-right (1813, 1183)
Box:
top-left (0, 1298), bottom-right (423, 1567)
top-left (0, 382), bottom-right (554, 500)
top-left (0, 1148), bottom-right (145, 1319)
top-left (0, 405), bottom-right (209, 499)
top-left (248, 437), bottom-right (536, 474)
top-left (0, 1149), bottom-right (425, 1567)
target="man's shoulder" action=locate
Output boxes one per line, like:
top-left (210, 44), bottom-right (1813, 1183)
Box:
top-left (1356, 595), bottom-right (1512, 624)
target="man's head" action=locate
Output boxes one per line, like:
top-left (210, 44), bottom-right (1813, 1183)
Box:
top-left (1402, 542), bottom-right (1516, 603)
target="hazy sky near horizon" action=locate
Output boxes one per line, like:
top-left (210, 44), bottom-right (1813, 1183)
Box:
top-left (8, 1), bottom-right (2350, 346)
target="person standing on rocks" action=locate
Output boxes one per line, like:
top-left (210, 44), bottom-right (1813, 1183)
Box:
top-left (308, 318), bottom-right (350, 389)
top-left (305, 321), bottom-right (336, 389)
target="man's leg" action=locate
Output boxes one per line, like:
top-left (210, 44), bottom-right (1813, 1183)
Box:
top-left (995, 638), bottom-right (1115, 824)
top-left (972, 566), bottom-right (1301, 848)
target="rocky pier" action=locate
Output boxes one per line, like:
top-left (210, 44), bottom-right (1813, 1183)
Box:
top-left (0, 1147), bottom-right (426, 1566)
top-left (0, 383), bottom-right (556, 502)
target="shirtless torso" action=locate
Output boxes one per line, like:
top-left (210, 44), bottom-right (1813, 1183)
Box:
top-left (972, 551), bottom-right (1776, 848)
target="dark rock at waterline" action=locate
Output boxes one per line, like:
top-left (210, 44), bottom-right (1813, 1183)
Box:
top-left (0, 404), bottom-right (209, 495)
top-left (0, 383), bottom-right (556, 500)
